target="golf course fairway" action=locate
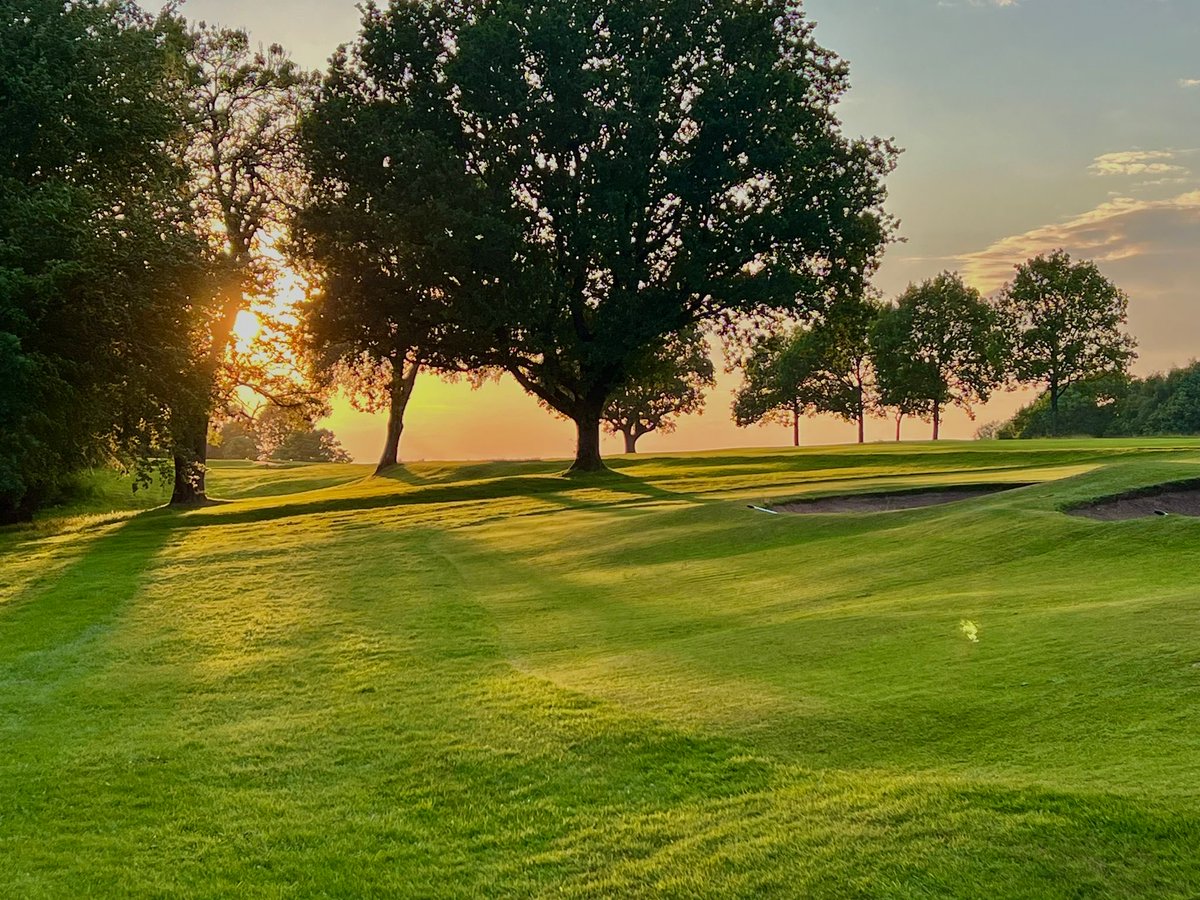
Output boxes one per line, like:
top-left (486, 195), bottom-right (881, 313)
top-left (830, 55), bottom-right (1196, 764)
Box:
top-left (3, 439), bottom-right (1200, 898)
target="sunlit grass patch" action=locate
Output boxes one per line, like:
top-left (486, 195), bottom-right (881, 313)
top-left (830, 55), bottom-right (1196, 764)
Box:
top-left (4, 440), bottom-right (1200, 896)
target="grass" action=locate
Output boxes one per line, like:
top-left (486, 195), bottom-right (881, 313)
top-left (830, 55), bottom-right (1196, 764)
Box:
top-left (3, 439), bottom-right (1200, 897)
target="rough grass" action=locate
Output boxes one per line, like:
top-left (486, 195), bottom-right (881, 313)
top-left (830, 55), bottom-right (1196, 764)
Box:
top-left (4, 439), bottom-right (1200, 898)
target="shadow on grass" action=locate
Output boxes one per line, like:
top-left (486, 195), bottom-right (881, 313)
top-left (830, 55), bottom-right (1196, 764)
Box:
top-left (180, 469), bottom-right (705, 529)
top-left (0, 512), bottom-right (176, 681)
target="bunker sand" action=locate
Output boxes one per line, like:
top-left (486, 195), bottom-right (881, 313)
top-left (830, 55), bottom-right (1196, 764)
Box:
top-left (1069, 480), bottom-right (1200, 521)
top-left (774, 483), bottom-right (1033, 514)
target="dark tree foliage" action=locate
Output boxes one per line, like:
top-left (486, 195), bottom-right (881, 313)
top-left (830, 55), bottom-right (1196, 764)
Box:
top-left (997, 250), bottom-right (1137, 437)
top-left (732, 294), bottom-right (882, 446)
top-left (341, 0), bottom-right (896, 471)
top-left (871, 273), bottom-right (1004, 441)
top-left (0, 0), bottom-right (209, 522)
top-left (996, 376), bottom-right (1129, 439)
top-left (997, 364), bottom-right (1200, 440)
top-left (1118, 365), bottom-right (1200, 436)
top-left (291, 31), bottom-right (490, 474)
top-left (806, 295), bottom-right (882, 443)
top-left (602, 329), bottom-right (715, 453)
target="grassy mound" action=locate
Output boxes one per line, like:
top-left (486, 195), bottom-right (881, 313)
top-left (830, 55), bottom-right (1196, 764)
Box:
top-left (3, 439), bottom-right (1200, 897)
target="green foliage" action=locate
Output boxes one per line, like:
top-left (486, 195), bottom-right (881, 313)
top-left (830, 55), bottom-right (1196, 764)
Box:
top-left (734, 296), bottom-right (884, 444)
top-left (207, 421), bottom-right (261, 461)
top-left (1114, 363), bottom-right (1200, 437)
top-left (871, 272), bottom-right (1005, 439)
top-left (291, 28), bottom-right (478, 384)
top-left (733, 326), bottom-right (825, 444)
top-left (255, 405), bottom-right (351, 463)
top-left (998, 363), bottom-right (1200, 439)
top-left (169, 24), bottom-right (312, 503)
top-left (269, 429), bottom-right (352, 464)
top-left (602, 330), bottom-right (715, 452)
top-left (334, 0), bottom-right (897, 470)
top-left (997, 250), bottom-right (1137, 435)
top-left (0, 0), bottom-right (209, 521)
top-left (997, 376), bottom-right (1127, 439)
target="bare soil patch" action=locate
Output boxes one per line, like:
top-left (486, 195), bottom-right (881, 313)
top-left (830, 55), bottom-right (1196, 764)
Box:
top-left (774, 483), bottom-right (1033, 515)
top-left (1068, 480), bottom-right (1200, 521)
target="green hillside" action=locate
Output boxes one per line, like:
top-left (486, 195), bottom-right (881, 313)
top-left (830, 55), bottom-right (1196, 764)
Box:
top-left (4, 440), bottom-right (1200, 897)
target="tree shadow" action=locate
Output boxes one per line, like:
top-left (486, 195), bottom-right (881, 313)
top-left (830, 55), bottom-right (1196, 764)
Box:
top-left (371, 464), bottom-right (436, 486)
top-left (0, 511), bottom-right (177, 684)
top-left (176, 469), bottom-right (707, 529)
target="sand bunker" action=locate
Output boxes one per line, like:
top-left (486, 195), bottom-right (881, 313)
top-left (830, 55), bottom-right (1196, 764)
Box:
top-left (1068, 480), bottom-right (1200, 521)
top-left (774, 483), bottom-right (1032, 515)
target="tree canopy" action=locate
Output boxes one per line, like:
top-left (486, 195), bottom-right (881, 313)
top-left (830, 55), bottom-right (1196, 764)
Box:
top-left (871, 273), bottom-right (1004, 440)
top-left (291, 26), bottom-right (492, 472)
top-left (602, 329), bottom-right (715, 453)
top-left (336, 0), bottom-right (896, 471)
top-left (733, 326), bottom-right (826, 447)
top-left (0, 0), bottom-right (208, 522)
top-left (171, 25), bottom-right (312, 505)
top-left (997, 250), bottom-right (1137, 436)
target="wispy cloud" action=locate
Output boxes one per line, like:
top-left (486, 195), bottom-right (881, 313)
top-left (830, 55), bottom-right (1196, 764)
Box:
top-left (1180, 78), bottom-right (1200, 89)
top-left (958, 190), bottom-right (1200, 293)
top-left (1089, 150), bottom-right (1191, 178)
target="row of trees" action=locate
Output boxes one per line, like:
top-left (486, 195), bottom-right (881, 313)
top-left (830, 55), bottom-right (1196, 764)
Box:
top-left (3, 0), bottom-right (899, 524)
top-left (732, 252), bottom-right (1137, 443)
top-left (1, 0), bottom-right (1138, 522)
top-left (290, 0), bottom-right (895, 479)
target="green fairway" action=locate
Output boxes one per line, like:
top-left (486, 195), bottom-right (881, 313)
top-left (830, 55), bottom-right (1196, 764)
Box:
top-left (4, 440), bottom-right (1200, 898)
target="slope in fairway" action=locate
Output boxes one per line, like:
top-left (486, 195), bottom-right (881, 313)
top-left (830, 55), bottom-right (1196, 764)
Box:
top-left (3, 440), bottom-right (1200, 898)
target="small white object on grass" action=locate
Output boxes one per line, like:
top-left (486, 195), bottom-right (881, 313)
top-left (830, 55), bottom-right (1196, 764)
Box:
top-left (748, 505), bottom-right (781, 515)
top-left (960, 620), bottom-right (980, 643)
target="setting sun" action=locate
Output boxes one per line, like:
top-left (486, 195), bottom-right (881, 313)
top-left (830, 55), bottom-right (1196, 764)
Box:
top-left (231, 309), bottom-right (261, 350)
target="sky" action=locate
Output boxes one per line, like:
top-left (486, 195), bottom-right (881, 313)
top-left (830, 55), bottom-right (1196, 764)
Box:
top-left (177, 0), bottom-right (1200, 462)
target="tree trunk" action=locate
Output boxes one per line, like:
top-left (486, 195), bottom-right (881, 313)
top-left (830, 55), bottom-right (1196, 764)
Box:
top-left (171, 416), bottom-right (209, 506)
top-left (569, 407), bottom-right (606, 472)
top-left (171, 284), bottom-right (243, 507)
top-left (792, 405), bottom-right (800, 448)
top-left (623, 428), bottom-right (638, 454)
top-left (895, 413), bottom-right (903, 442)
top-left (857, 412), bottom-right (865, 445)
top-left (932, 406), bottom-right (941, 441)
top-left (376, 357), bottom-right (421, 474)
top-left (1050, 377), bottom-right (1060, 437)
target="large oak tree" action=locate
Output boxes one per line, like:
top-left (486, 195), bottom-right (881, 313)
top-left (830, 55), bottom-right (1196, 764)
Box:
top-left (333, 0), bottom-right (895, 471)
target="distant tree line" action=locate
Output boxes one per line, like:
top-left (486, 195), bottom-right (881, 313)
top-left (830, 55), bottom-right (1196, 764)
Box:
top-left (984, 362), bottom-right (1200, 440)
top-left (208, 408), bottom-right (351, 463)
top-left (733, 251), bottom-right (1138, 443)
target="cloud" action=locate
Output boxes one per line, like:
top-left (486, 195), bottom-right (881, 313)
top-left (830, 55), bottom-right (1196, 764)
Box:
top-left (1181, 79), bottom-right (1200, 89)
top-left (1089, 150), bottom-right (1191, 178)
top-left (951, 191), bottom-right (1200, 371)
top-left (958, 190), bottom-right (1200, 294)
